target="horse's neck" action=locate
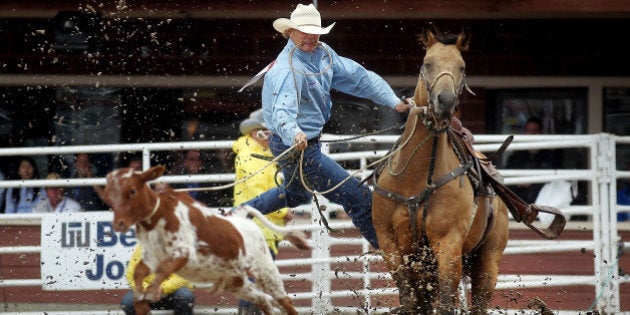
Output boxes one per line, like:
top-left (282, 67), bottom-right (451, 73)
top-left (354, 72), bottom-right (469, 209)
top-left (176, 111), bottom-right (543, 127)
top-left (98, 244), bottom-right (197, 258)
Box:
top-left (394, 80), bottom-right (452, 171)
top-left (400, 80), bottom-right (430, 141)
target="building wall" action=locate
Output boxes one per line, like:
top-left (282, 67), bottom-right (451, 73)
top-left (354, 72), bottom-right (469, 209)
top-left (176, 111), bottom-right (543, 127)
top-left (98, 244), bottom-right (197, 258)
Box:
top-left (1, 3), bottom-right (630, 151)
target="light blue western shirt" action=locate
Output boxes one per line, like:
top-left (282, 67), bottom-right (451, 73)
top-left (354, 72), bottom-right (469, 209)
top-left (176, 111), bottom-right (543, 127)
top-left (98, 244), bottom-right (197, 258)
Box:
top-left (262, 40), bottom-right (400, 146)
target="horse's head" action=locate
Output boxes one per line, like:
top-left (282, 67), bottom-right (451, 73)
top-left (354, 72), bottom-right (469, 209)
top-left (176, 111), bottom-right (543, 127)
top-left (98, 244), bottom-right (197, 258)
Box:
top-left (415, 26), bottom-right (470, 130)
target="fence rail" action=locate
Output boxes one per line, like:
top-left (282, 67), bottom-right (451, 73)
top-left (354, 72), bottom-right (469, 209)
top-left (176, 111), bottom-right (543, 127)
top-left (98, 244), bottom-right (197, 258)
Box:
top-left (0, 133), bottom-right (629, 314)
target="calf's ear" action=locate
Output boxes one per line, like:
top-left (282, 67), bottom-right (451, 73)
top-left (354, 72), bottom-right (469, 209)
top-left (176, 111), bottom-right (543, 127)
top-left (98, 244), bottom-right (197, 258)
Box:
top-left (140, 165), bottom-right (166, 182)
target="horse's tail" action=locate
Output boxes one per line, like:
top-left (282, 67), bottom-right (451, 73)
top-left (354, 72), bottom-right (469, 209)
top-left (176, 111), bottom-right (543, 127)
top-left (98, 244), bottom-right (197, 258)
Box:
top-left (233, 205), bottom-right (312, 250)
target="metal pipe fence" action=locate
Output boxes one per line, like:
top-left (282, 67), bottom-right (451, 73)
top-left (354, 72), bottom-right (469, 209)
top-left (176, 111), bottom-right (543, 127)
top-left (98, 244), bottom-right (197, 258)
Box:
top-left (0, 133), bottom-right (628, 314)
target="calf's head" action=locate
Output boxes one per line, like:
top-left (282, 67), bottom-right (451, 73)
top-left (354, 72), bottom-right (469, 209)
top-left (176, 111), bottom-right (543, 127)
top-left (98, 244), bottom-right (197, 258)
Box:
top-left (103, 165), bottom-right (166, 232)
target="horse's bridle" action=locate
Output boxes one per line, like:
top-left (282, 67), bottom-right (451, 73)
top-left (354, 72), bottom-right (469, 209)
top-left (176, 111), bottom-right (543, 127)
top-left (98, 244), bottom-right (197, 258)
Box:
top-left (420, 69), bottom-right (464, 100)
top-left (372, 67), bottom-right (476, 250)
top-left (419, 67), bottom-right (475, 131)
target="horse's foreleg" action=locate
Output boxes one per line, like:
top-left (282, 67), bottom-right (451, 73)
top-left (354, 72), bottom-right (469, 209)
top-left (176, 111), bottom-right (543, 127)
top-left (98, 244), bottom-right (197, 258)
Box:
top-left (373, 205), bottom-right (419, 312)
top-left (468, 255), bottom-right (499, 315)
top-left (392, 263), bottom-right (419, 310)
top-left (469, 204), bottom-right (509, 315)
top-left (380, 247), bottom-right (419, 313)
top-left (434, 245), bottom-right (464, 314)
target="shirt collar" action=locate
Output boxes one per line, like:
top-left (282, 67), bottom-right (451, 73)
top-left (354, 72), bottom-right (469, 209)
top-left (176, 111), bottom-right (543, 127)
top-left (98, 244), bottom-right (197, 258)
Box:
top-left (285, 40), bottom-right (323, 63)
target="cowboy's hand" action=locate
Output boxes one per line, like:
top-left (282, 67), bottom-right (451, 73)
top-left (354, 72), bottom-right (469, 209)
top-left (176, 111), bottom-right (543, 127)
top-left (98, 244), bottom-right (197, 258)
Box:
top-left (394, 98), bottom-right (412, 113)
top-left (293, 132), bottom-right (308, 151)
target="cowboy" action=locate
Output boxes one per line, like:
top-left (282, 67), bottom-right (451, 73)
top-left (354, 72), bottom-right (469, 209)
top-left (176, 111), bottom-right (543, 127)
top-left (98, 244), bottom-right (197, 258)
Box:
top-left (241, 3), bottom-right (409, 249)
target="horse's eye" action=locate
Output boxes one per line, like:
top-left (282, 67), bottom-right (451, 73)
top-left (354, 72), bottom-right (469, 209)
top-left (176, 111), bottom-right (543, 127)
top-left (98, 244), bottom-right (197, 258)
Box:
top-left (424, 63), bottom-right (432, 70)
top-left (460, 66), bottom-right (465, 73)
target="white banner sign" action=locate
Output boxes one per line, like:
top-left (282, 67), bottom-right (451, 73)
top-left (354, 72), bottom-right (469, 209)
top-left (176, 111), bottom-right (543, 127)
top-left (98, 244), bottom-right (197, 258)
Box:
top-left (40, 212), bottom-right (136, 290)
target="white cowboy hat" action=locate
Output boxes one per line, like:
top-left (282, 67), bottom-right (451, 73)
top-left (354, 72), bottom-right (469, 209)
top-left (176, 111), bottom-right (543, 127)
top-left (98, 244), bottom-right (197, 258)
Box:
top-left (273, 3), bottom-right (335, 36)
top-left (239, 109), bottom-right (266, 135)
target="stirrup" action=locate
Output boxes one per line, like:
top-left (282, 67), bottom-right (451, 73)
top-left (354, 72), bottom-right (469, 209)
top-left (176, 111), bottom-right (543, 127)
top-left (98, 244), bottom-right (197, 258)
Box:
top-left (523, 204), bottom-right (567, 239)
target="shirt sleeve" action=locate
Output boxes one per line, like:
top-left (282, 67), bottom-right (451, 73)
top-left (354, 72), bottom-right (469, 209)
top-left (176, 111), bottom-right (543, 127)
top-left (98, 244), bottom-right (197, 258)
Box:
top-left (32, 198), bottom-right (48, 213)
top-left (4, 188), bottom-right (15, 213)
top-left (329, 48), bottom-right (400, 109)
top-left (266, 68), bottom-right (304, 145)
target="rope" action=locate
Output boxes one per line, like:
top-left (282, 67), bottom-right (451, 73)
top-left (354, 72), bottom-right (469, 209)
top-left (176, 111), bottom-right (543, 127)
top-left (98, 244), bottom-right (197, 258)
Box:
top-left (174, 123), bottom-right (408, 195)
top-left (285, 41), bottom-right (395, 196)
top-left (174, 143), bottom-right (300, 193)
top-left (288, 41), bottom-right (332, 123)
top-left (386, 101), bottom-right (429, 176)
top-left (319, 124), bottom-right (403, 144)
top-left (297, 105), bottom-right (423, 196)
top-left (178, 42), bottom-right (406, 198)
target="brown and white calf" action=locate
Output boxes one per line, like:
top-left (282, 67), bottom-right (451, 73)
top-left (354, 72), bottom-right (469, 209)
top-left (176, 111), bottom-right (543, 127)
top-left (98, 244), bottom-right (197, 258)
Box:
top-left (102, 165), bottom-right (310, 315)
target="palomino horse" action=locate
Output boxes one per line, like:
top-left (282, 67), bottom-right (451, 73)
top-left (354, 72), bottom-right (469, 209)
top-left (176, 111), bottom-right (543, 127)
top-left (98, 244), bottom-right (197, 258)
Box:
top-left (372, 27), bottom-right (509, 314)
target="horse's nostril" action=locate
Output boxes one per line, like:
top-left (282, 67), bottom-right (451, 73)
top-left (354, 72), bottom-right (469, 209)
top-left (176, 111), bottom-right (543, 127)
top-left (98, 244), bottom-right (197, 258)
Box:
top-left (437, 93), bottom-right (455, 107)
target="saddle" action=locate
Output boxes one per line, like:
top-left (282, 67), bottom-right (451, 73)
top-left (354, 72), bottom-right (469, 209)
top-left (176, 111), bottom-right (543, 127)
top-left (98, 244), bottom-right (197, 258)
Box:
top-left (448, 118), bottom-right (566, 240)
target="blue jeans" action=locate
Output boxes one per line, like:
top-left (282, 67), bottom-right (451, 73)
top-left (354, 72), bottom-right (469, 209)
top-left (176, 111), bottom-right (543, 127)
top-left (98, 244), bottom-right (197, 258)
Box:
top-left (120, 287), bottom-right (195, 315)
top-left (246, 135), bottom-right (378, 249)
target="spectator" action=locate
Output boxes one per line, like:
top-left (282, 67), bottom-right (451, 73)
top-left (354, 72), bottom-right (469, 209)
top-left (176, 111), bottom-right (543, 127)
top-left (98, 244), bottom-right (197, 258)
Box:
top-left (4, 156), bottom-right (43, 213)
top-left (68, 153), bottom-right (108, 211)
top-left (32, 172), bottom-right (82, 213)
top-left (121, 245), bottom-right (195, 315)
top-left (241, 3), bottom-right (409, 249)
top-left (505, 117), bottom-right (563, 204)
top-left (118, 152), bottom-right (143, 171)
top-left (169, 150), bottom-right (215, 206)
top-left (181, 115), bottom-right (212, 142)
top-left (232, 109), bottom-right (291, 314)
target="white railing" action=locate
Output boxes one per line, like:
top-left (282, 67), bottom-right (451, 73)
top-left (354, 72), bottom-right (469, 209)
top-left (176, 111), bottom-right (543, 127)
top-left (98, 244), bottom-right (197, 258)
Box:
top-left (0, 133), bottom-right (628, 314)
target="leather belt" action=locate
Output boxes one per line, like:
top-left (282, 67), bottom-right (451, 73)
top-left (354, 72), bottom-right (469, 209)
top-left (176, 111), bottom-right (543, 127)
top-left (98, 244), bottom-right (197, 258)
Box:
top-left (307, 136), bottom-right (320, 146)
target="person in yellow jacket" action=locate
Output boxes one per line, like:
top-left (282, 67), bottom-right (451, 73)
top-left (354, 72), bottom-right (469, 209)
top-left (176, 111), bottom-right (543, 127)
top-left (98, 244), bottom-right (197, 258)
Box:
top-left (121, 245), bottom-right (195, 315)
top-left (233, 108), bottom-right (291, 315)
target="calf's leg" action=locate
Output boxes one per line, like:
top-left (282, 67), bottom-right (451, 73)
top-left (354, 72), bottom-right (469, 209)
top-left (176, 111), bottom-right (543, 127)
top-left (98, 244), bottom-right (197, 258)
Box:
top-left (236, 279), bottom-right (276, 315)
top-left (133, 300), bottom-right (152, 315)
top-left (133, 260), bottom-right (152, 300)
top-left (277, 297), bottom-right (297, 315)
top-left (144, 256), bottom-right (188, 302)
top-left (248, 254), bottom-right (297, 315)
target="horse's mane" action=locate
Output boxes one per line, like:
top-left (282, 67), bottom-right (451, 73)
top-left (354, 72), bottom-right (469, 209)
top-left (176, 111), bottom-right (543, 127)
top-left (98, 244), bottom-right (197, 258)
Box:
top-left (438, 33), bottom-right (460, 45)
top-left (426, 24), bottom-right (465, 45)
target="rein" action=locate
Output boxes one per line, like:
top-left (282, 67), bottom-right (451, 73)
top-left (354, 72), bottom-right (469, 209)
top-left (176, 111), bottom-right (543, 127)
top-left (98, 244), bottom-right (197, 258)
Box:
top-left (372, 133), bottom-right (474, 249)
top-left (372, 72), bottom-right (475, 249)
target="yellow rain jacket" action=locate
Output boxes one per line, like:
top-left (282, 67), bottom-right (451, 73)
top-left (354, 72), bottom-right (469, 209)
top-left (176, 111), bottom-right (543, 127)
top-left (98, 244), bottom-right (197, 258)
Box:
top-left (232, 134), bottom-right (289, 255)
top-left (125, 245), bottom-right (192, 295)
